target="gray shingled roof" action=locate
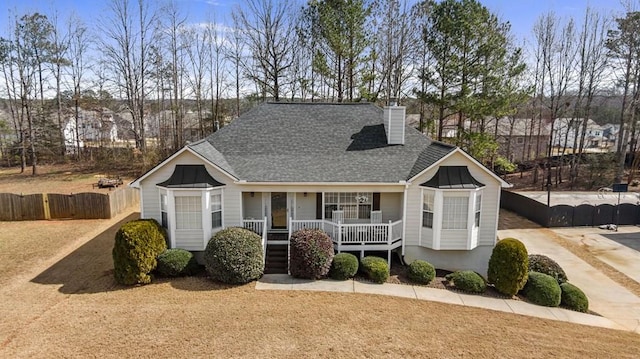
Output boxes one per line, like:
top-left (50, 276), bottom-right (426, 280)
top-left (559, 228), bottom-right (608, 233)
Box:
top-left (188, 102), bottom-right (455, 183)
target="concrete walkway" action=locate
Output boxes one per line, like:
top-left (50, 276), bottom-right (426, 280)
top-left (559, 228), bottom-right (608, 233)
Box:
top-left (500, 228), bottom-right (640, 334)
top-left (256, 274), bottom-right (626, 332)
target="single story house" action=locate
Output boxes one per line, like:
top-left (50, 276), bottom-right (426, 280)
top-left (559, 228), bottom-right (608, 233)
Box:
top-left (130, 102), bottom-right (510, 275)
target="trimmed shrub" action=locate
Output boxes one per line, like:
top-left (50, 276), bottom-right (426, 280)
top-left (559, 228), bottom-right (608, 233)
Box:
top-left (156, 248), bottom-right (199, 277)
top-left (445, 271), bottom-right (487, 293)
top-left (289, 229), bottom-right (334, 279)
top-left (560, 282), bottom-right (589, 313)
top-left (522, 271), bottom-right (561, 307)
top-left (528, 254), bottom-right (568, 284)
top-left (487, 238), bottom-right (529, 296)
top-left (360, 256), bottom-right (389, 284)
top-left (113, 219), bottom-right (167, 285)
top-left (204, 227), bottom-right (264, 284)
top-left (329, 253), bottom-right (359, 280)
top-left (407, 260), bottom-right (436, 285)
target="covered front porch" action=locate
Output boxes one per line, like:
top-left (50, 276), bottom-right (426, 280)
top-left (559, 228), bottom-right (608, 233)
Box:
top-left (241, 190), bottom-right (405, 269)
top-left (289, 218), bottom-right (403, 263)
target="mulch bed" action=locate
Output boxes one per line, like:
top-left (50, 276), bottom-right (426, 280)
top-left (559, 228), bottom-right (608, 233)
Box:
top-left (386, 264), bottom-right (516, 300)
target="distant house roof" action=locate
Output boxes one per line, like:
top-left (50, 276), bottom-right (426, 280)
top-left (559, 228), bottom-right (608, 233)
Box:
top-left (187, 102), bottom-right (456, 183)
top-left (486, 117), bottom-right (550, 137)
top-left (420, 166), bottom-right (485, 189)
top-left (157, 164), bottom-right (225, 188)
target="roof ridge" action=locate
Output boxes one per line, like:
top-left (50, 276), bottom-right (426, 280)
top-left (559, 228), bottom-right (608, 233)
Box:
top-left (265, 101), bottom-right (374, 106)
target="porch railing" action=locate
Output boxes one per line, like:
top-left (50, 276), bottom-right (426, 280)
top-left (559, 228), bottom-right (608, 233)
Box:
top-left (243, 217), bottom-right (268, 265)
top-left (289, 218), bottom-right (403, 248)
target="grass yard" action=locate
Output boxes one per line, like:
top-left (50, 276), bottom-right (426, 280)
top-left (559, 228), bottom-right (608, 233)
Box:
top-left (0, 213), bottom-right (638, 358)
top-left (0, 164), bottom-right (133, 194)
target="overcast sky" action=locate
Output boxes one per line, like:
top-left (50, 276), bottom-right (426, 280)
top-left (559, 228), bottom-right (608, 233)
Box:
top-left (0, 0), bottom-right (632, 44)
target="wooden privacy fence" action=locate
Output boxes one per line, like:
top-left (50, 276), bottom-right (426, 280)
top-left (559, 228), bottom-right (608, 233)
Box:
top-left (501, 190), bottom-right (640, 227)
top-left (0, 187), bottom-right (139, 221)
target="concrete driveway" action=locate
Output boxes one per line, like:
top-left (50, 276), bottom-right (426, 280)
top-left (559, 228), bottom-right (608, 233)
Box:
top-left (499, 227), bottom-right (640, 333)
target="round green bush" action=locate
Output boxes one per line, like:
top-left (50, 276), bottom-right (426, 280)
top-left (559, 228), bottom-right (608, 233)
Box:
top-left (407, 260), bottom-right (435, 285)
top-left (488, 237), bottom-right (529, 296)
top-left (528, 254), bottom-right (568, 283)
top-left (289, 228), bottom-right (334, 279)
top-left (156, 248), bottom-right (199, 277)
top-left (329, 253), bottom-right (359, 280)
top-left (204, 227), bottom-right (264, 284)
top-left (112, 219), bottom-right (167, 285)
top-left (522, 271), bottom-right (561, 307)
top-left (445, 271), bottom-right (487, 293)
top-left (560, 282), bottom-right (589, 313)
top-left (360, 256), bottom-right (389, 284)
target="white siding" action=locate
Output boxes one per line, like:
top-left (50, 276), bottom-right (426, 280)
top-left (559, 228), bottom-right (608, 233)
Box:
top-left (380, 192), bottom-right (402, 221)
top-left (138, 151), bottom-right (242, 249)
top-left (243, 192), bottom-right (263, 219)
top-left (174, 230), bottom-right (204, 251)
top-left (383, 106), bottom-right (405, 145)
top-left (406, 151), bottom-right (500, 249)
top-left (296, 192), bottom-right (317, 220)
top-left (404, 245), bottom-right (494, 276)
top-left (439, 230), bottom-right (468, 250)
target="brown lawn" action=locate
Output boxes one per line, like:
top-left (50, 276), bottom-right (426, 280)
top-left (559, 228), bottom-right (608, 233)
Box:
top-left (0, 213), bottom-right (638, 358)
top-left (0, 164), bottom-right (133, 194)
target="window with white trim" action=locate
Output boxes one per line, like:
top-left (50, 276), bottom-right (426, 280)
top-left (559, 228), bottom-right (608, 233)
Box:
top-left (475, 193), bottom-right (482, 227)
top-left (442, 196), bottom-right (468, 230)
top-left (211, 193), bottom-right (222, 229)
top-left (422, 191), bottom-right (434, 228)
top-left (160, 194), bottom-right (168, 229)
top-left (324, 192), bottom-right (372, 219)
top-left (175, 196), bottom-right (202, 230)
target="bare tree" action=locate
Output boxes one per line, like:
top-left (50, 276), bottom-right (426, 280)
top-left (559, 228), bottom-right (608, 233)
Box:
top-left (225, 24), bottom-right (245, 116)
top-left (47, 11), bottom-right (70, 158)
top-left (568, 8), bottom-right (610, 187)
top-left (67, 14), bottom-right (89, 158)
top-left (206, 20), bottom-right (226, 130)
top-left (100, 0), bottom-right (157, 153)
top-left (160, 1), bottom-right (187, 150)
top-left (232, 0), bottom-right (295, 101)
top-left (365, 0), bottom-right (419, 103)
top-left (184, 24), bottom-right (209, 137)
top-left (533, 12), bottom-right (576, 199)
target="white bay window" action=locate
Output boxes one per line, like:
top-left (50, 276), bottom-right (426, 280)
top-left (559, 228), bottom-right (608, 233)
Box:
top-left (419, 166), bottom-right (485, 250)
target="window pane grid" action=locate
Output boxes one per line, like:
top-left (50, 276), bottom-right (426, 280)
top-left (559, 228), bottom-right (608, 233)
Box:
top-left (211, 193), bottom-right (223, 229)
top-left (475, 193), bottom-right (482, 227)
top-left (324, 192), bottom-right (372, 220)
top-left (442, 196), bottom-right (468, 230)
top-left (176, 196), bottom-right (202, 230)
top-left (422, 191), bottom-right (434, 228)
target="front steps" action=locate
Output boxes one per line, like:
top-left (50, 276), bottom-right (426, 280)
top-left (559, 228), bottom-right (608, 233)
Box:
top-left (264, 232), bottom-right (289, 274)
top-left (264, 244), bottom-right (288, 274)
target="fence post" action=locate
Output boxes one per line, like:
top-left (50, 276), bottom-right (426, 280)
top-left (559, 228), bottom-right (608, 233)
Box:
top-left (42, 193), bottom-right (50, 220)
top-left (388, 220), bottom-right (392, 245)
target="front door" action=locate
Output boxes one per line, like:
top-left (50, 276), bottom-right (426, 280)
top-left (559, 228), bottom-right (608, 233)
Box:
top-left (271, 192), bottom-right (287, 229)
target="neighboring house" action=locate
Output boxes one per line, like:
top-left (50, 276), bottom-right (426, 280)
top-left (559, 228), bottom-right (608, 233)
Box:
top-left (63, 108), bottom-right (119, 153)
top-left (549, 118), bottom-right (606, 153)
top-left (130, 103), bottom-right (510, 275)
top-left (601, 123), bottom-right (620, 152)
top-left (487, 117), bottom-right (550, 163)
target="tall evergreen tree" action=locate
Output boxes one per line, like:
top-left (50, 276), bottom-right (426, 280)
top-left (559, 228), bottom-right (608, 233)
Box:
top-left (417, 0), bottom-right (526, 149)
